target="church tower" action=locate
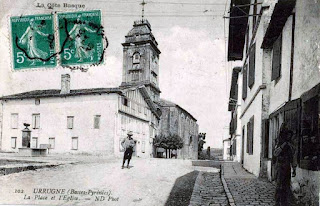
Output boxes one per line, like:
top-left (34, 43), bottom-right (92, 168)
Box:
top-left (121, 19), bottom-right (161, 102)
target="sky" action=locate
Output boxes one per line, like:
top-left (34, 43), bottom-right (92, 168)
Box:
top-left (0, 0), bottom-right (235, 148)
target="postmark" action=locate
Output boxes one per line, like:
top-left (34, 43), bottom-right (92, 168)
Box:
top-left (11, 14), bottom-right (56, 70)
top-left (58, 10), bottom-right (104, 66)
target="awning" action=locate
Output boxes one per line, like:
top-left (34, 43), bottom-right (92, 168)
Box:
top-left (227, 0), bottom-right (250, 61)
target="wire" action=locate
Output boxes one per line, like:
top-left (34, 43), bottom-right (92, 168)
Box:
top-left (147, 1), bottom-right (226, 6)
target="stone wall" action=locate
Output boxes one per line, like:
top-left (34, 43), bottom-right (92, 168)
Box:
top-left (158, 104), bottom-right (198, 159)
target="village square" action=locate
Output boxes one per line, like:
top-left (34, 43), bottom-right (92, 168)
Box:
top-left (0, 0), bottom-right (319, 205)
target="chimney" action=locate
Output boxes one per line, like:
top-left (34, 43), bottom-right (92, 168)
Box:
top-left (60, 74), bottom-right (70, 94)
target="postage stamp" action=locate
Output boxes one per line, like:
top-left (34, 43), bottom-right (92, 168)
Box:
top-left (58, 10), bottom-right (104, 66)
top-left (10, 14), bottom-right (56, 70)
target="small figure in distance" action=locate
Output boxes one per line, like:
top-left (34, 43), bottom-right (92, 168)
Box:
top-left (121, 131), bottom-right (137, 169)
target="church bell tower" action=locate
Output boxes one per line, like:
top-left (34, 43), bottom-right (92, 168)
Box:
top-left (121, 19), bottom-right (161, 102)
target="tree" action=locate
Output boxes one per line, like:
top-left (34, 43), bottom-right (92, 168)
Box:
top-left (198, 133), bottom-right (206, 159)
top-left (154, 133), bottom-right (184, 158)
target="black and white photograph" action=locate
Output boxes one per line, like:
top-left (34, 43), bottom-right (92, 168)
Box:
top-left (0, 0), bottom-right (319, 205)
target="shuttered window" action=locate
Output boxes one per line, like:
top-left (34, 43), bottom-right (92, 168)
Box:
top-left (72, 137), bottom-right (78, 150)
top-left (247, 121), bottom-right (250, 153)
top-left (242, 66), bottom-right (248, 100)
top-left (32, 114), bottom-right (40, 129)
top-left (94, 115), bottom-right (101, 129)
top-left (248, 43), bottom-right (256, 88)
top-left (11, 137), bottom-right (17, 148)
top-left (262, 119), bottom-right (269, 158)
top-left (249, 116), bottom-right (254, 155)
top-left (11, 113), bottom-right (18, 129)
top-left (247, 116), bottom-right (254, 155)
top-left (272, 34), bottom-right (282, 81)
top-left (67, 116), bottom-right (74, 129)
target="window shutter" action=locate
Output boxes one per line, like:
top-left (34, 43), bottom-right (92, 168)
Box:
top-left (250, 116), bottom-right (254, 154)
top-left (94, 115), bottom-right (100, 129)
top-left (242, 66), bottom-right (248, 100)
top-left (247, 121), bottom-right (250, 153)
top-left (262, 119), bottom-right (270, 158)
top-left (248, 43), bottom-right (256, 88)
top-left (32, 115), bottom-right (36, 129)
top-left (272, 34), bottom-right (282, 81)
top-left (36, 115), bottom-right (40, 129)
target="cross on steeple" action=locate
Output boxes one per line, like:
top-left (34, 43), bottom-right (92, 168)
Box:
top-left (140, 0), bottom-right (146, 20)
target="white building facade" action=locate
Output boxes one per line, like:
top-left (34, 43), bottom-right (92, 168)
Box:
top-left (227, 0), bottom-right (320, 205)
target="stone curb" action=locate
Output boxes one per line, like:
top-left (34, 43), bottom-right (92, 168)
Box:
top-left (0, 161), bottom-right (76, 176)
top-left (220, 164), bottom-right (236, 206)
top-left (188, 171), bottom-right (203, 206)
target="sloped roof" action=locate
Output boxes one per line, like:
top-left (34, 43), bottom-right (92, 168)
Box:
top-left (261, 0), bottom-right (296, 49)
top-left (158, 98), bottom-right (197, 121)
top-left (0, 88), bottom-right (123, 100)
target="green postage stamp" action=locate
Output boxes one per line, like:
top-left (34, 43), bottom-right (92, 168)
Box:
top-left (11, 14), bottom-right (56, 70)
top-left (58, 10), bottom-right (103, 66)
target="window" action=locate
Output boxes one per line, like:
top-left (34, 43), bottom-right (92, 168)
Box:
top-left (121, 115), bottom-right (125, 130)
top-left (49, 137), bottom-right (55, 149)
top-left (35, 98), bottom-right (40, 105)
top-left (138, 105), bottom-right (142, 113)
top-left (11, 113), bottom-right (18, 129)
top-left (141, 141), bottom-right (145, 153)
top-left (151, 71), bottom-right (157, 85)
top-left (242, 66), bottom-right (248, 100)
top-left (67, 116), bottom-right (74, 129)
top-left (248, 43), bottom-right (256, 88)
top-left (133, 52), bottom-right (140, 64)
top-left (144, 107), bottom-right (147, 115)
top-left (32, 114), bottom-right (40, 129)
top-left (130, 70), bottom-right (141, 81)
top-left (31, 137), bottom-right (38, 148)
top-left (94, 115), bottom-right (101, 129)
top-left (72, 137), bottom-right (78, 150)
top-left (272, 34), bottom-right (282, 81)
top-left (233, 139), bottom-right (237, 155)
top-left (247, 116), bottom-right (254, 155)
top-left (122, 97), bottom-right (129, 107)
top-left (11, 137), bottom-right (17, 148)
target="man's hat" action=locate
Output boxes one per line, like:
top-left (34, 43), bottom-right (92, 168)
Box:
top-left (127, 131), bottom-right (133, 136)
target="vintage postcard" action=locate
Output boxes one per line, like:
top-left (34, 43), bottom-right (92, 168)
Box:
top-left (0, 0), bottom-right (319, 206)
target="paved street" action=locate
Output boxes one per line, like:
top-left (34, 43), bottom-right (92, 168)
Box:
top-left (0, 158), bottom-right (196, 206)
top-left (189, 172), bottom-right (228, 206)
top-left (223, 162), bottom-right (276, 206)
top-left (0, 156), bottom-right (279, 206)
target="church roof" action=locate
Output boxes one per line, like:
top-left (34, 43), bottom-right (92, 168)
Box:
top-left (127, 20), bottom-right (152, 36)
top-left (122, 19), bottom-right (160, 54)
top-left (158, 98), bottom-right (197, 121)
top-left (0, 88), bottom-right (123, 100)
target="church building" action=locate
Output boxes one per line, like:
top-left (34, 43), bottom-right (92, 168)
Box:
top-left (0, 19), bottom-right (198, 159)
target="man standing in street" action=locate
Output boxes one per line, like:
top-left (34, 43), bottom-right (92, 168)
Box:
top-left (121, 131), bottom-right (137, 169)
